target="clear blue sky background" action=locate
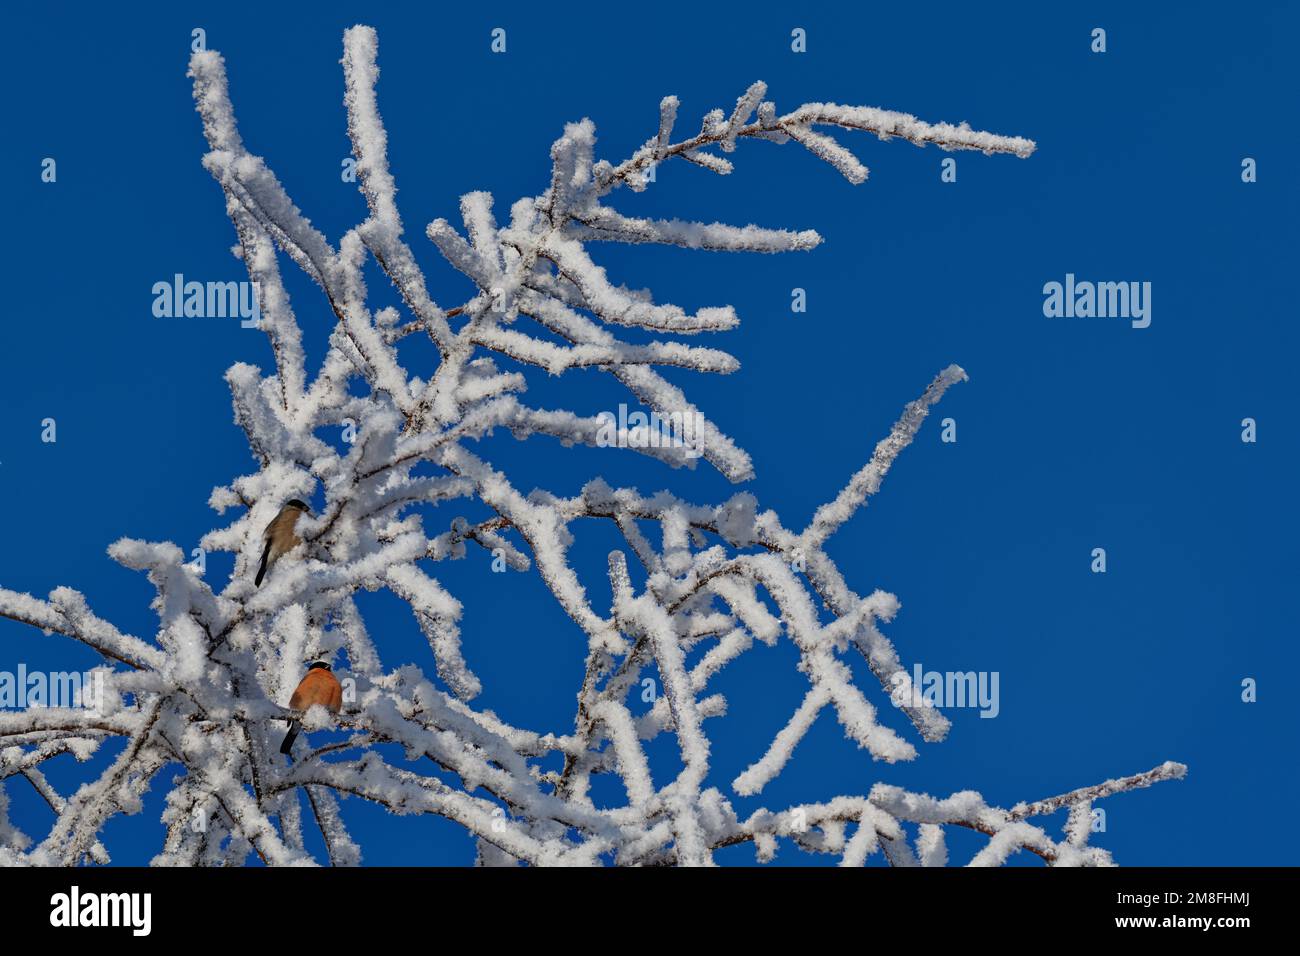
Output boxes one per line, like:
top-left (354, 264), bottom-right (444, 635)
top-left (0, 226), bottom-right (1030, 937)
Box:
top-left (1, 2), bottom-right (1295, 866)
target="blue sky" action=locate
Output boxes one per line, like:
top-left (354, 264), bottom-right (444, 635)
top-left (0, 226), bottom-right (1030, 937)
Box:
top-left (1, 1), bottom-right (1295, 865)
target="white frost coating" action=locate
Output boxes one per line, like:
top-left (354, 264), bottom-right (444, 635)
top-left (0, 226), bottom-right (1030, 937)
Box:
top-left (803, 364), bottom-right (968, 547)
top-left (784, 125), bottom-right (871, 183)
top-left (784, 103), bottom-right (1037, 158)
top-left (916, 823), bottom-right (948, 867)
top-left (590, 700), bottom-right (655, 808)
top-left (571, 207), bottom-right (821, 253)
top-left (733, 687), bottom-right (830, 797)
top-left (0, 28), bottom-right (1182, 868)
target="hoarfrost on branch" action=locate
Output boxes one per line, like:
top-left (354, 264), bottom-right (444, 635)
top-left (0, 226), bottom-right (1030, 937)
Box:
top-left (0, 27), bottom-right (1182, 867)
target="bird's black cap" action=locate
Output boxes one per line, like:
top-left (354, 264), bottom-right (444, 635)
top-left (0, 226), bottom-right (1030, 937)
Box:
top-left (307, 661), bottom-right (331, 671)
top-left (287, 499), bottom-right (311, 512)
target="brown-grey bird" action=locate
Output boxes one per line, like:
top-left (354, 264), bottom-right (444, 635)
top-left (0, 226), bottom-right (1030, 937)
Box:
top-left (280, 661), bottom-right (343, 755)
top-left (254, 499), bottom-right (311, 587)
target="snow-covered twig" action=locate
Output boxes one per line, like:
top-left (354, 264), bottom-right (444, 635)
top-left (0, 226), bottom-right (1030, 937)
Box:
top-left (0, 26), bottom-right (1184, 868)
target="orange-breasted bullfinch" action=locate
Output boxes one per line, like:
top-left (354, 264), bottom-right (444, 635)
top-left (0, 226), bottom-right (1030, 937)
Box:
top-left (280, 661), bottom-right (343, 755)
top-left (255, 499), bottom-right (311, 587)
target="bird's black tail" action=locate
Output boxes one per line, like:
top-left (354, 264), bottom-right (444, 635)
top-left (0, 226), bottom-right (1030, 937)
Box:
top-left (280, 719), bottom-right (300, 755)
top-left (254, 540), bottom-right (272, 587)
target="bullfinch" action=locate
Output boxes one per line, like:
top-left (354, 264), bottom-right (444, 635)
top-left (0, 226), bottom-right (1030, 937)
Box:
top-left (280, 661), bottom-right (343, 755)
top-left (255, 499), bottom-right (310, 587)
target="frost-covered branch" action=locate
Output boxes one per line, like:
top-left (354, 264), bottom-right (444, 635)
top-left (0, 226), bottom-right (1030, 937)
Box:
top-left (0, 26), bottom-right (1185, 868)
